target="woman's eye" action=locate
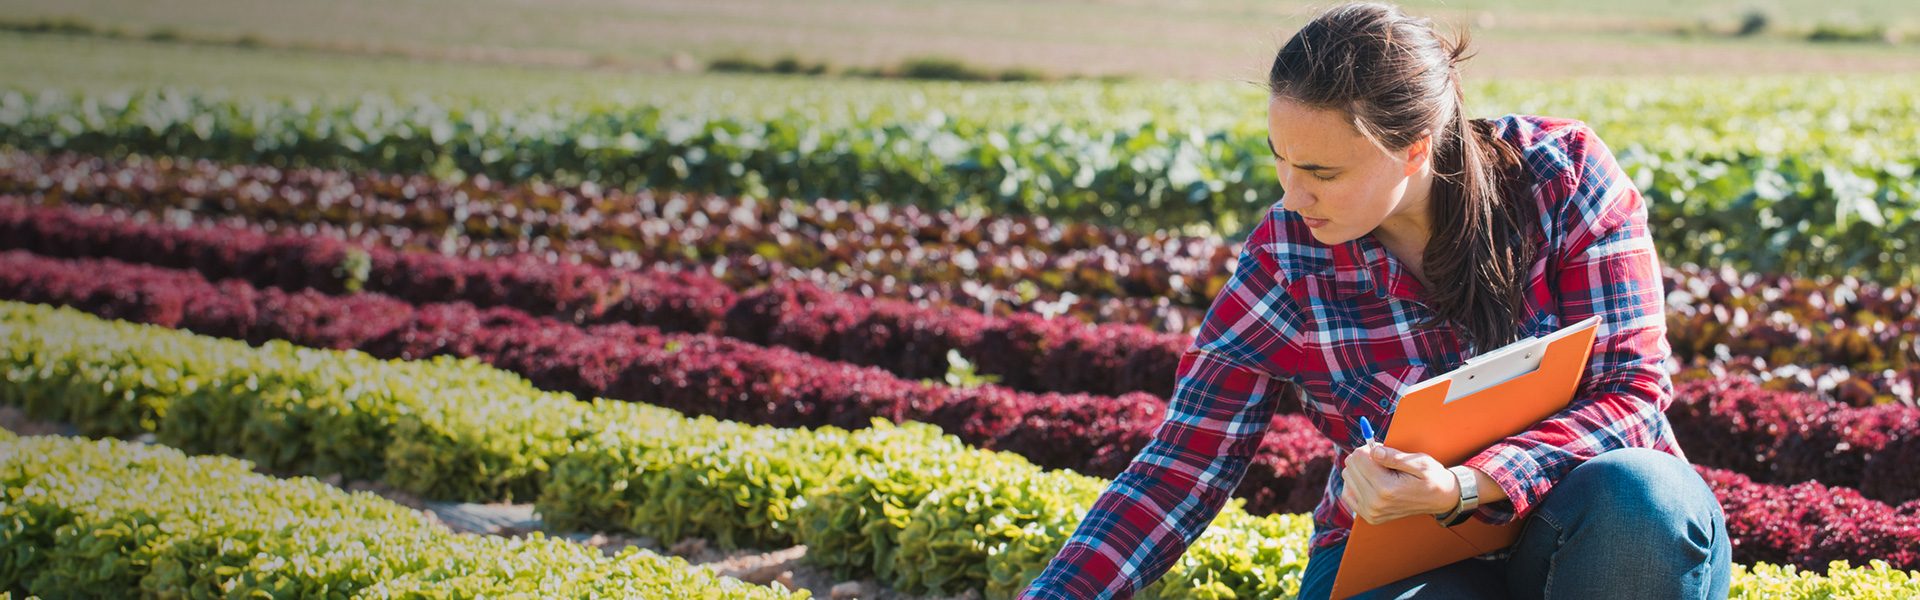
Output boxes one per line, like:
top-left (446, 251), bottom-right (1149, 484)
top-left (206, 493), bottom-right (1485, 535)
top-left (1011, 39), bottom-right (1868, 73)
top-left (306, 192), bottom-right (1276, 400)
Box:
top-left (1312, 173), bottom-right (1337, 182)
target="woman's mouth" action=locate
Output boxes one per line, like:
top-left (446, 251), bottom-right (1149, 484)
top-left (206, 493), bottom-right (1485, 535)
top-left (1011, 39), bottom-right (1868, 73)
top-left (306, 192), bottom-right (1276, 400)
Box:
top-left (1303, 216), bottom-right (1330, 229)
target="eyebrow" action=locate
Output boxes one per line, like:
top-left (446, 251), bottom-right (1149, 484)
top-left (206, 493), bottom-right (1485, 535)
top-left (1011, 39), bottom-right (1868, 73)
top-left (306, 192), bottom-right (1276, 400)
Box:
top-left (1266, 137), bottom-right (1337, 171)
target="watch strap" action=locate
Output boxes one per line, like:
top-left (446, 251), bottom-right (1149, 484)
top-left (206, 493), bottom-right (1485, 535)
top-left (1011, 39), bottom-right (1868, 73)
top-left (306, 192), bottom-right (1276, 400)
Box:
top-left (1435, 466), bottom-right (1479, 527)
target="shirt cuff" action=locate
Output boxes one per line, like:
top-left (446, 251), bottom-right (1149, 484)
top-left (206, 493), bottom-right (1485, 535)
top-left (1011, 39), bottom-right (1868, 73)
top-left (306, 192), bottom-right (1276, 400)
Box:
top-left (1460, 442), bottom-right (1550, 527)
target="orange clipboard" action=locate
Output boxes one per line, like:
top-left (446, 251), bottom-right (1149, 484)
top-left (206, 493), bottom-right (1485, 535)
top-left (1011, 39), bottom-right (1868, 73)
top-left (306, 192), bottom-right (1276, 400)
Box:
top-left (1331, 315), bottom-right (1603, 600)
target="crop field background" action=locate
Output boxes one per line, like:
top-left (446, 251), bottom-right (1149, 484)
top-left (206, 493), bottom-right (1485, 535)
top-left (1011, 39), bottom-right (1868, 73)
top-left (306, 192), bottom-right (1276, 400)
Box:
top-left (0, 0), bottom-right (1917, 598)
top-left (3, 0), bottom-right (1920, 78)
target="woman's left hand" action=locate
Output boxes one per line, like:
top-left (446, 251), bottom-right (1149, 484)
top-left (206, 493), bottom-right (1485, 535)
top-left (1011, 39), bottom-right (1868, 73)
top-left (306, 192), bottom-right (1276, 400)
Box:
top-left (1339, 444), bottom-right (1459, 525)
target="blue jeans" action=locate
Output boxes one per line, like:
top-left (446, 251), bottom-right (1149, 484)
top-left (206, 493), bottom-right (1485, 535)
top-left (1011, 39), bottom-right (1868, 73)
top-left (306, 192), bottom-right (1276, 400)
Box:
top-left (1295, 448), bottom-right (1731, 599)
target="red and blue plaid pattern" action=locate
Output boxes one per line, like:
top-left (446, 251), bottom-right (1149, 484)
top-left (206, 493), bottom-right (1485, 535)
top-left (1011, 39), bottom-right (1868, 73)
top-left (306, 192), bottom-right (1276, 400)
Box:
top-left (1021, 114), bottom-right (1685, 598)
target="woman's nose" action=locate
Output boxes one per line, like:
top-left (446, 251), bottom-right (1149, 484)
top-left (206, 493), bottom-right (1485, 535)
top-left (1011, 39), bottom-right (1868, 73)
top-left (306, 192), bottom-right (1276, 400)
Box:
top-left (1281, 189), bottom-right (1315, 213)
top-left (1275, 168), bottom-right (1310, 209)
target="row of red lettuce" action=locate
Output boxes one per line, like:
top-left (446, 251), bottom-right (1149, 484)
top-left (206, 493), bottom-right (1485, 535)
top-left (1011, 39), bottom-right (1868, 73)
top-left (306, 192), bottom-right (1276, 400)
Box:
top-left (2, 197), bottom-right (1911, 409)
top-left (3, 248), bottom-right (1916, 574)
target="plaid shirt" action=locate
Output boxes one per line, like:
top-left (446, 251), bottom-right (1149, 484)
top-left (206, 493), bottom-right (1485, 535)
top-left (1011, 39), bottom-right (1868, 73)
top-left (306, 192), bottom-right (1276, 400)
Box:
top-left (1021, 114), bottom-right (1685, 599)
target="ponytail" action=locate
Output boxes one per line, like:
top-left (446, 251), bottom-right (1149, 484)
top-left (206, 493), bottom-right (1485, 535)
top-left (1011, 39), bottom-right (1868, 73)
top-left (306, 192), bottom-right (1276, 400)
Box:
top-left (1424, 99), bottom-right (1538, 350)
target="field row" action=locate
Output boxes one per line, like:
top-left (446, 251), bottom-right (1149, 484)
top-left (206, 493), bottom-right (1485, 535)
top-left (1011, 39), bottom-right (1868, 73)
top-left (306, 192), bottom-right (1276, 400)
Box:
top-left (9, 149), bottom-right (1920, 322)
top-left (0, 249), bottom-right (1326, 515)
top-left (0, 432), bottom-right (800, 598)
top-left (0, 150), bottom-right (1230, 330)
top-left (7, 198), bottom-right (1914, 453)
top-left (3, 201), bottom-right (1904, 496)
top-left (10, 148), bottom-right (1914, 340)
top-left (5, 301), bottom-right (1919, 597)
top-left (0, 199), bottom-right (1195, 400)
top-left (8, 222), bottom-right (1920, 506)
top-left (13, 150), bottom-right (1916, 348)
top-left (4, 178), bottom-right (1914, 406)
top-left (6, 247), bottom-right (1913, 507)
top-left (0, 301), bottom-right (1315, 598)
top-left (0, 90), bottom-right (1915, 281)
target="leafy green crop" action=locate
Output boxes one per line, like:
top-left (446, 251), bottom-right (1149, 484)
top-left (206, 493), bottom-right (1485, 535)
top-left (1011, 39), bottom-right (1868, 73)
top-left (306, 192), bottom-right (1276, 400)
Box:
top-left (0, 300), bottom-right (1323, 597)
top-left (1731, 561), bottom-right (1920, 598)
top-left (6, 301), bottom-right (1919, 598)
top-left (540, 403), bottom-right (851, 549)
top-left (2, 79), bottom-right (1916, 282)
top-left (0, 302), bottom-right (584, 502)
top-left (0, 434), bottom-right (802, 598)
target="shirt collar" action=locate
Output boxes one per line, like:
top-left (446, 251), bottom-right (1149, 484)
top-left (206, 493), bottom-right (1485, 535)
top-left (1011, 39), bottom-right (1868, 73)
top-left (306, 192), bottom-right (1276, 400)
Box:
top-left (1266, 210), bottom-right (1428, 305)
top-left (1342, 235), bottom-right (1429, 304)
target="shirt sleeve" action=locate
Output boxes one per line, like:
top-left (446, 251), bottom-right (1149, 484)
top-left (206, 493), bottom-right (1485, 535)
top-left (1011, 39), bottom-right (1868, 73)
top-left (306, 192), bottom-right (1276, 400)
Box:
top-left (1460, 125), bottom-right (1676, 526)
top-left (1020, 214), bottom-right (1306, 599)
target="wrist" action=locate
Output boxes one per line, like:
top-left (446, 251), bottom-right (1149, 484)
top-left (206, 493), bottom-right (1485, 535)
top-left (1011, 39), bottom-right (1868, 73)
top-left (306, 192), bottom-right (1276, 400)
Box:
top-left (1453, 466), bottom-right (1482, 512)
top-left (1460, 462), bottom-right (1511, 505)
top-left (1434, 466), bottom-right (1480, 526)
top-left (1433, 474), bottom-right (1464, 517)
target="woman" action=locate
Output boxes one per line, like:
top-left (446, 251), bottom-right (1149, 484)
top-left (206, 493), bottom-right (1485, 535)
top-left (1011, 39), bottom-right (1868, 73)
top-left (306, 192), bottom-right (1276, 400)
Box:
top-left (1019, 3), bottom-right (1731, 599)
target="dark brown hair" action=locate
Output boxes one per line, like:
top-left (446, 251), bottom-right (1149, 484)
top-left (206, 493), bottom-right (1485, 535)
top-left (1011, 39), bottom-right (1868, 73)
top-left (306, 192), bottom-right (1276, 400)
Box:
top-left (1266, 2), bottom-right (1540, 351)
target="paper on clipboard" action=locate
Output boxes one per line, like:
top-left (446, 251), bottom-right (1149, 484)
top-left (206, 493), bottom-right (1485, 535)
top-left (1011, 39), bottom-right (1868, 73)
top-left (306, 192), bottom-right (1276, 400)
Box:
top-left (1329, 315), bottom-right (1603, 600)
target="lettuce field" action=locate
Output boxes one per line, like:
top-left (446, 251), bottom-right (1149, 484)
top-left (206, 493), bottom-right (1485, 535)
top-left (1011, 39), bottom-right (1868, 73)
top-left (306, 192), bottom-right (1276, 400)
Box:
top-left (0, 73), bottom-right (1917, 598)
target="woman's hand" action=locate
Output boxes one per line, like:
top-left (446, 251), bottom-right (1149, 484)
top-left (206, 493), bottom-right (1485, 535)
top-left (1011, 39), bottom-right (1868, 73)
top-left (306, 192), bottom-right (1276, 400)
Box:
top-left (1339, 444), bottom-right (1459, 525)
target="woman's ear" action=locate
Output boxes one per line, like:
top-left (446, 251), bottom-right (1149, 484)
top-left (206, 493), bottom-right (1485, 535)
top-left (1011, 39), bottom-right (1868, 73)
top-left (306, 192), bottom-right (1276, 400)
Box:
top-left (1402, 135), bottom-right (1432, 177)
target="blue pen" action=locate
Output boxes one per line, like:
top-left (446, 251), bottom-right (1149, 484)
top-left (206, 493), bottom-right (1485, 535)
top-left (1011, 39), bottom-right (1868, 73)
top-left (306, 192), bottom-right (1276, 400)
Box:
top-left (1356, 416), bottom-right (1378, 448)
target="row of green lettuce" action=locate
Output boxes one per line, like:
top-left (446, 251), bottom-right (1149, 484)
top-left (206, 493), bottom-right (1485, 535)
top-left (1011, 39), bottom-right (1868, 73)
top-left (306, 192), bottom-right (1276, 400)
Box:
top-left (0, 431), bottom-right (801, 598)
top-left (4, 301), bottom-right (1918, 598)
top-left (0, 85), bottom-right (1915, 282)
top-left (0, 300), bottom-right (1307, 598)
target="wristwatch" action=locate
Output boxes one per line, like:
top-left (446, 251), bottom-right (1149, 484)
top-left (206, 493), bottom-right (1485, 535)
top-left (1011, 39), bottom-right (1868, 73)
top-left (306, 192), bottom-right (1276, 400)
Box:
top-left (1435, 465), bottom-right (1480, 527)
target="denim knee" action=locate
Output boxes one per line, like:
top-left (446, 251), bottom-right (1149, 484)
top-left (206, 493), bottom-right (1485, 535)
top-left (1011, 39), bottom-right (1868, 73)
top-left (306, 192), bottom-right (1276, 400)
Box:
top-left (1508, 447), bottom-right (1731, 599)
top-left (1542, 447), bottom-right (1721, 546)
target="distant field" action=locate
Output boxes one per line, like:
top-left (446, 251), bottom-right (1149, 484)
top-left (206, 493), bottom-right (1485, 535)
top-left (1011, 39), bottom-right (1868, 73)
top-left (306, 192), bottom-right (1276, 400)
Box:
top-left (1, 0), bottom-right (1916, 80)
top-left (8, 31), bottom-right (1914, 139)
top-left (0, 31), bottom-right (719, 101)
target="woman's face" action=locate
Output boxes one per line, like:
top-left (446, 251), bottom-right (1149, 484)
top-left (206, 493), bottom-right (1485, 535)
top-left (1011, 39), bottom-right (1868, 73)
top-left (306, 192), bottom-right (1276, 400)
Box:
top-left (1265, 96), bottom-right (1430, 247)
